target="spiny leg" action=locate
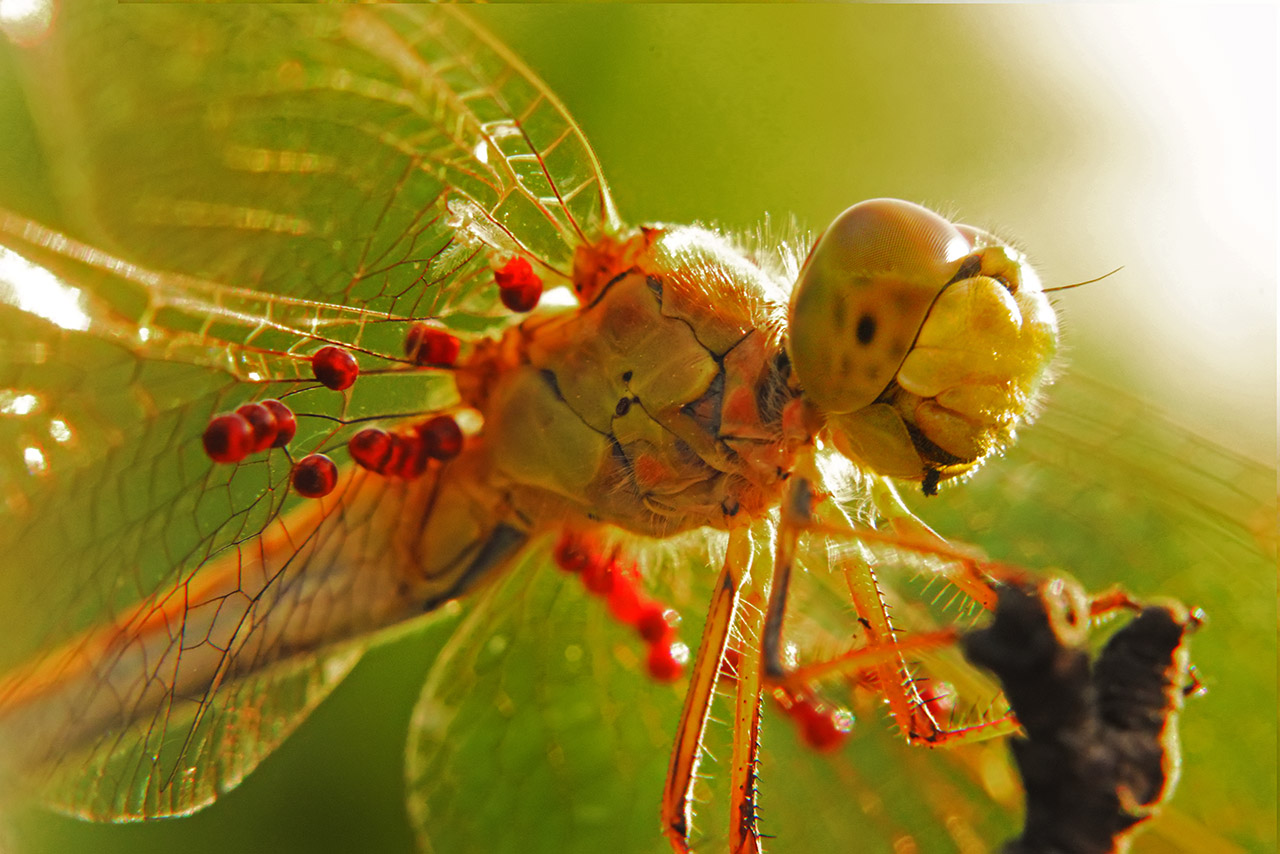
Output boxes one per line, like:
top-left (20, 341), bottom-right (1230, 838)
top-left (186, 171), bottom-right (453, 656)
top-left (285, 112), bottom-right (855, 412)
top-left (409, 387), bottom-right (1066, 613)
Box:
top-left (727, 582), bottom-right (766, 854)
top-left (762, 472), bottom-right (955, 744)
top-left (762, 471), bottom-right (1009, 748)
top-left (764, 473), bottom-right (1147, 750)
top-left (661, 528), bottom-right (763, 854)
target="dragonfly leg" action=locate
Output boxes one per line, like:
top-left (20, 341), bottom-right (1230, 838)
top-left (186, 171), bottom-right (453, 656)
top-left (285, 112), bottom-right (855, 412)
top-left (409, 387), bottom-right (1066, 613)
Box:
top-left (661, 527), bottom-right (763, 854)
top-left (761, 473), bottom-right (1022, 748)
top-left (726, 567), bottom-right (766, 854)
top-left (763, 475), bottom-right (1153, 751)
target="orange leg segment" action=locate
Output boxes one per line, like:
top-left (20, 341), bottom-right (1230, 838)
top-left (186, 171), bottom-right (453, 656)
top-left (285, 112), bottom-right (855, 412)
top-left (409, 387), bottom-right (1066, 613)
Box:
top-left (662, 528), bottom-right (760, 853)
top-left (660, 472), bottom-right (1149, 852)
top-left (764, 474), bottom-right (1016, 748)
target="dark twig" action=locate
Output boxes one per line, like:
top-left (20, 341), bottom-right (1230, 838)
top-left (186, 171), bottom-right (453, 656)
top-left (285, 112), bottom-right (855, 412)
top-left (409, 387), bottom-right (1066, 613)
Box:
top-left (962, 579), bottom-right (1200, 854)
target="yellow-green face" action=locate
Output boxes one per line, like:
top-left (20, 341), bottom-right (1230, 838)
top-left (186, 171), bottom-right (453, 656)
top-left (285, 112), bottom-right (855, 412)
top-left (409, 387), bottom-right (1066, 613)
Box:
top-left (787, 199), bottom-right (1058, 491)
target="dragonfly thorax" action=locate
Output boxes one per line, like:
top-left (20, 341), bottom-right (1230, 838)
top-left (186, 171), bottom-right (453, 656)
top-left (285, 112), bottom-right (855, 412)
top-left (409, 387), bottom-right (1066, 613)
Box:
top-left (468, 225), bottom-right (808, 539)
top-left (786, 199), bottom-right (1059, 493)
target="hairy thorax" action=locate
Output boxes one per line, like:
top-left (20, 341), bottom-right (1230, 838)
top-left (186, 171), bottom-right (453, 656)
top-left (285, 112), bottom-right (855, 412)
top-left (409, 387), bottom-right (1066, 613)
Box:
top-left (458, 226), bottom-right (816, 539)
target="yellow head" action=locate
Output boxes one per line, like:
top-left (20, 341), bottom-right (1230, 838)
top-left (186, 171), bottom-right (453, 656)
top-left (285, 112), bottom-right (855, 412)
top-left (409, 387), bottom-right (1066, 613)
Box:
top-left (787, 199), bottom-right (1058, 493)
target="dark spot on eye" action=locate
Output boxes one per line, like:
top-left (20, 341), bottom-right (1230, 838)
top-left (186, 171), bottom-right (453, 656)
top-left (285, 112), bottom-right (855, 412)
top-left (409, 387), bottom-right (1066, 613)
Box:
top-left (615, 397), bottom-right (632, 417)
top-left (622, 370), bottom-right (633, 383)
top-left (856, 314), bottom-right (876, 345)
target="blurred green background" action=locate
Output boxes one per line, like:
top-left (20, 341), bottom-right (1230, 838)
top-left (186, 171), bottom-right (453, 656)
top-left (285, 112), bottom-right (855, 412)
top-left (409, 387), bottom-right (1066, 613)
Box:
top-left (0, 5), bottom-right (1273, 854)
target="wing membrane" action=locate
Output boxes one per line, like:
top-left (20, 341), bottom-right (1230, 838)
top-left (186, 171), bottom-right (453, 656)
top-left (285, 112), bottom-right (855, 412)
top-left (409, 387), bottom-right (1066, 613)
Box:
top-left (406, 553), bottom-right (675, 854)
top-left (909, 371), bottom-right (1276, 852)
top-left (16, 2), bottom-right (615, 310)
top-left (0, 1), bottom-right (616, 821)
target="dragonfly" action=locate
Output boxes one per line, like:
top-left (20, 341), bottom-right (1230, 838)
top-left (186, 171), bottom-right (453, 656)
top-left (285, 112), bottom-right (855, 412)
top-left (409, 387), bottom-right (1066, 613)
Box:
top-left (0, 4), bottom-right (1273, 854)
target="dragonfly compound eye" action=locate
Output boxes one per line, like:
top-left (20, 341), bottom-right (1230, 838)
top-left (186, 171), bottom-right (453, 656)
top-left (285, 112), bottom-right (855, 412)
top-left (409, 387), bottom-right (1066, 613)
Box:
top-left (787, 199), bottom-right (1058, 490)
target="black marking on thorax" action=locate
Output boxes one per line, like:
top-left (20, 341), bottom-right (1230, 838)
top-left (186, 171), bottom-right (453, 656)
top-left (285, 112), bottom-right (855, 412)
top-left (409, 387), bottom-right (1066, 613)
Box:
top-left (755, 349), bottom-right (795, 429)
top-left (680, 370), bottom-right (724, 437)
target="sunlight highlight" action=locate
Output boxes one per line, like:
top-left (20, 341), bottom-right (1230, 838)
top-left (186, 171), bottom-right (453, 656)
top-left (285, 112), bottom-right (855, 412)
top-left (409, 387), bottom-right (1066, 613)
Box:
top-left (0, 246), bottom-right (91, 332)
top-left (0, 0), bottom-right (52, 45)
top-left (22, 445), bottom-right (45, 474)
top-left (0, 391), bottom-right (37, 416)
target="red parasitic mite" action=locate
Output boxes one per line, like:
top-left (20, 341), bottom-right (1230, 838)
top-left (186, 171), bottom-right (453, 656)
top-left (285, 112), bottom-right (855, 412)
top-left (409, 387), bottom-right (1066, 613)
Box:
top-left (387, 432), bottom-right (430, 480)
top-left (494, 256), bottom-right (543, 313)
top-left (311, 346), bottom-right (359, 391)
top-left (202, 413), bottom-right (253, 463)
top-left (553, 532), bottom-right (594, 574)
top-left (911, 678), bottom-right (955, 730)
top-left (646, 642), bottom-right (685, 682)
top-left (606, 575), bottom-right (645, 625)
top-left (379, 433), bottom-right (413, 479)
top-left (635, 604), bottom-right (675, 645)
top-left (291, 453), bottom-right (338, 498)
top-left (405, 324), bottom-right (461, 368)
top-left (348, 428), bottom-right (394, 473)
top-left (418, 415), bottom-right (464, 461)
top-left (236, 402), bottom-right (279, 453)
top-left (785, 695), bottom-right (852, 752)
top-left (580, 556), bottom-right (616, 596)
top-left (259, 399), bottom-right (297, 448)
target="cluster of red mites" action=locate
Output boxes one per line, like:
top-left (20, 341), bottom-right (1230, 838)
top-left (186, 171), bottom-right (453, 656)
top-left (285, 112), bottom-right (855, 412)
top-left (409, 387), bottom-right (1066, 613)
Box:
top-left (553, 532), bottom-right (684, 682)
top-left (201, 399), bottom-right (337, 499)
top-left (348, 415), bottom-right (464, 480)
top-left (202, 399), bottom-right (297, 463)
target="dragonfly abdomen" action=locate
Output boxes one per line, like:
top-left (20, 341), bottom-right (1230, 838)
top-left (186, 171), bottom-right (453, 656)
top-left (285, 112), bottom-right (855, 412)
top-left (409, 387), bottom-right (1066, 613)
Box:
top-left (0, 461), bottom-right (526, 788)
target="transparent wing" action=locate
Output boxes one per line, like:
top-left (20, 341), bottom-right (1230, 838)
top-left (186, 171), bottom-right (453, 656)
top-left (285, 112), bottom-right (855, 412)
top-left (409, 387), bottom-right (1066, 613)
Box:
top-left (404, 367), bottom-right (1273, 854)
top-left (908, 372), bottom-right (1276, 853)
top-left (0, 0), bottom-right (616, 822)
top-left (12, 1), bottom-right (617, 309)
top-left (406, 547), bottom-right (678, 854)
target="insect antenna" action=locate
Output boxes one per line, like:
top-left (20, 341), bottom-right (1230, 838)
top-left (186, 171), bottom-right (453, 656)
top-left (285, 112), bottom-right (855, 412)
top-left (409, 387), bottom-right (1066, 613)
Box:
top-left (1043, 265), bottom-right (1123, 293)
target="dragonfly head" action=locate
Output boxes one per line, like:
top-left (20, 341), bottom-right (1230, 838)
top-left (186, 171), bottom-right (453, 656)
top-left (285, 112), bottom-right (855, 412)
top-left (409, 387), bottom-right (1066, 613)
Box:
top-left (786, 199), bottom-right (1058, 493)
